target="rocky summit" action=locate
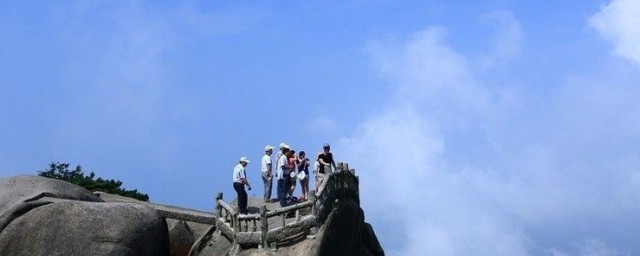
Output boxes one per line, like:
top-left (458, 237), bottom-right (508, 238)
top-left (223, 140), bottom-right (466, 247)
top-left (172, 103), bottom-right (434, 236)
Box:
top-left (0, 175), bottom-right (384, 256)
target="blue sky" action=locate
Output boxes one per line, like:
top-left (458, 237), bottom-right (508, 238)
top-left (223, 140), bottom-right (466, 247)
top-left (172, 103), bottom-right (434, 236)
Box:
top-left (2, 1), bottom-right (640, 255)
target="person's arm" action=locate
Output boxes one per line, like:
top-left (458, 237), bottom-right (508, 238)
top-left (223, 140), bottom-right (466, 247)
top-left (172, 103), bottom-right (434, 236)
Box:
top-left (279, 156), bottom-right (287, 174)
top-left (241, 170), bottom-right (251, 190)
top-left (318, 153), bottom-right (328, 165)
top-left (243, 177), bottom-right (251, 190)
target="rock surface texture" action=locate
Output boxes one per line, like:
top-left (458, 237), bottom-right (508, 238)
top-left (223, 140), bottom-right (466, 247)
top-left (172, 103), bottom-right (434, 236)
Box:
top-left (318, 201), bottom-right (384, 256)
top-left (0, 176), bottom-right (170, 256)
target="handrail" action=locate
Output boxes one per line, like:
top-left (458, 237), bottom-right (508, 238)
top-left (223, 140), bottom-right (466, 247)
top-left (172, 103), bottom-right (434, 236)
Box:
top-left (213, 192), bottom-right (317, 249)
top-left (315, 167), bottom-right (360, 226)
top-left (210, 161), bottom-right (359, 250)
top-left (265, 200), bottom-right (313, 218)
top-left (217, 199), bottom-right (235, 215)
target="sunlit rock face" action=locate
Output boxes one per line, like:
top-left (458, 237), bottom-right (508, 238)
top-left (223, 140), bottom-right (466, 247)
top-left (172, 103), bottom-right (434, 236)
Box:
top-left (0, 175), bottom-right (170, 256)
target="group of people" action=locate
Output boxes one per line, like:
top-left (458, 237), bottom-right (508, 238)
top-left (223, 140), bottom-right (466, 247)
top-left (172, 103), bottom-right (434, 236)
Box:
top-left (231, 143), bottom-right (336, 215)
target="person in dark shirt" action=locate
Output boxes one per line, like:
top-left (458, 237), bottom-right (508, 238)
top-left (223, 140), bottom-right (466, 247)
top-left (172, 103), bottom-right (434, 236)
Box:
top-left (297, 151), bottom-right (310, 200)
top-left (317, 143), bottom-right (336, 174)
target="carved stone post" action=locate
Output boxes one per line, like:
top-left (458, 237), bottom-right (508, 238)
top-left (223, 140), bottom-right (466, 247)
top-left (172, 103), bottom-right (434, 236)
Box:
top-left (281, 213), bottom-right (286, 228)
top-left (215, 192), bottom-right (223, 229)
top-left (260, 205), bottom-right (268, 249)
top-left (309, 191), bottom-right (317, 216)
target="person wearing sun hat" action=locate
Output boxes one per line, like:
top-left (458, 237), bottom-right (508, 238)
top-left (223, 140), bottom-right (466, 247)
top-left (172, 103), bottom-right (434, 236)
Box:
top-left (275, 142), bottom-right (287, 171)
top-left (233, 156), bottom-right (252, 215)
top-left (276, 144), bottom-right (291, 207)
top-left (262, 145), bottom-right (275, 203)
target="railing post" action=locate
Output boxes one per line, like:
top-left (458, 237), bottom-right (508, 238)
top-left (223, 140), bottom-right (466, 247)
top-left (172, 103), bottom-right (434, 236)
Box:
top-left (308, 191), bottom-right (318, 235)
top-left (232, 212), bottom-right (239, 232)
top-left (252, 219), bottom-right (257, 232)
top-left (215, 192), bottom-right (223, 229)
top-left (309, 191), bottom-right (317, 216)
top-left (260, 205), bottom-right (268, 249)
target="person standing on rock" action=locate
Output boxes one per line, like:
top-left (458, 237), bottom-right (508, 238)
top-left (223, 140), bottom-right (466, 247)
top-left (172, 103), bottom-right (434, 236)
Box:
top-left (318, 143), bottom-right (337, 173)
top-left (262, 145), bottom-right (274, 203)
top-left (316, 143), bottom-right (336, 191)
top-left (233, 157), bottom-right (252, 215)
top-left (288, 150), bottom-right (298, 201)
top-left (276, 145), bottom-right (291, 207)
top-left (275, 142), bottom-right (287, 168)
top-left (297, 151), bottom-right (311, 201)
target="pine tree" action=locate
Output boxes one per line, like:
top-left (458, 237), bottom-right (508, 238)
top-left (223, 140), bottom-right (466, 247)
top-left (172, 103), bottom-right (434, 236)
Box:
top-left (38, 162), bottom-right (149, 201)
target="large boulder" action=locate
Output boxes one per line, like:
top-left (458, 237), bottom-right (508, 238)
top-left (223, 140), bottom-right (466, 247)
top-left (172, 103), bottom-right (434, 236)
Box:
top-left (0, 175), bottom-right (170, 256)
top-left (96, 191), bottom-right (212, 256)
top-left (0, 175), bottom-right (103, 232)
top-left (169, 220), bottom-right (195, 256)
top-left (0, 175), bottom-right (102, 204)
top-left (0, 201), bottom-right (170, 256)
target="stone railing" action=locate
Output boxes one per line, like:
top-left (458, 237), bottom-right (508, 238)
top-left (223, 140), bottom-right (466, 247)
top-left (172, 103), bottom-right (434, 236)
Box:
top-left (204, 162), bottom-right (360, 250)
top-left (314, 163), bottom-right (359, 226)
top-left (214, 192), bottom-right (317, 249)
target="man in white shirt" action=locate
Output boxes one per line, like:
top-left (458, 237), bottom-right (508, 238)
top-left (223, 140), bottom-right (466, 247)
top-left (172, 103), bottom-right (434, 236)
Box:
top-left (275, 142), bottom-right (286, 171)
top-left (262, 145), bottom-right (274, 203)
top-left (276, 145), bottom-right (290, 207)
top-left (233, 157), bottom-right (252, 215)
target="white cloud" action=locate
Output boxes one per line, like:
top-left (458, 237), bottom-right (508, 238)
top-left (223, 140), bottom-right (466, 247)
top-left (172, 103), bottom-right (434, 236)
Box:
top-left (366, 27), bottom-right (490, 131)
top-left (590, 0), bottom-right (640, 65)
top-left (344, 26), bottom-right (529, 256)
top-left (342, 10), bottom-right (640, 256)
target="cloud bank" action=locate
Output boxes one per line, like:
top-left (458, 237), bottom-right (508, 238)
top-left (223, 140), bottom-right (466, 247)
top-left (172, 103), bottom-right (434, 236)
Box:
top-left (590, 0), bottom-right (640, 65)
top-left (341, 8), bottom-right (640, 256)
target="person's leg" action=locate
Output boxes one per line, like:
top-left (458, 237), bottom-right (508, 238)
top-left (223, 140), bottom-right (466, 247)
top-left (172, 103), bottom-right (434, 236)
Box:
top-left (233, 182), bottom-right (244, 212)
top-left (302, 178), bottom-right (308, 200)
top-left (240, 186), bottom-right (248, 214)
top-left (277, 179), bottom-right (286, 207)
top-left (267, 174), bottom-right (272, 201)
top-left (262, 172), bottom-right (270, 202)
top-left (289, 177), bottom-right (296, 198)
top-left (284, 177), bottom-right (292, 199)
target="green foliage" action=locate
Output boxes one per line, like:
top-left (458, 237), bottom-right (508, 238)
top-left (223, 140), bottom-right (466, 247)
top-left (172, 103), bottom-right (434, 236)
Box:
top-left (38, 162), bottom-right (149, 202)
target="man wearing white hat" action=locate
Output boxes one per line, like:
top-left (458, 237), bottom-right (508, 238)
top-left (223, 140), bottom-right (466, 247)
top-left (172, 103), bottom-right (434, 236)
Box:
top-left (276, 144), bottom-right (291, 207)
top-left (261, 145), bottom-right (275, 203)
top-left (233, 157), bottom-right (252, 215)
top-left (275, 142), bottom-right (287, 170)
